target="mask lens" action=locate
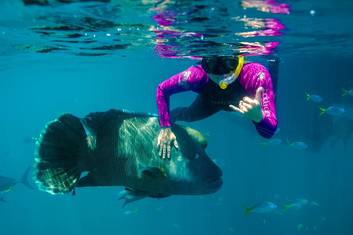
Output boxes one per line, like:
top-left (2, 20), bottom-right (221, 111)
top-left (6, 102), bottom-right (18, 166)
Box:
top-left (203, 56), bottom-right (237, 75)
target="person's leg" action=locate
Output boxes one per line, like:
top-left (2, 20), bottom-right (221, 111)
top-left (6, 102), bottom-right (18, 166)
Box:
top-left (171, 95), bottom-right (220, 123)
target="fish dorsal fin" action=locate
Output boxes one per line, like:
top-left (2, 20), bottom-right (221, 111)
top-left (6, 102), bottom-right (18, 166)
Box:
top-left (84, 109), bottom-right (156, 130)
top-left (142, 167), bottom-right (166, 179)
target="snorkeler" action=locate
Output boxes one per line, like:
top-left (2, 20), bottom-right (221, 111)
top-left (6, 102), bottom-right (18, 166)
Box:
top-left (156, 55), bottom-right (279, 159)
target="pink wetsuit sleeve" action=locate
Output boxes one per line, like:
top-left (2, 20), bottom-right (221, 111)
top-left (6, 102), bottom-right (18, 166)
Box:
top-left (238, 63), bottom-right (278, 138)
top-left (156, 65), bottom-right (207, 127)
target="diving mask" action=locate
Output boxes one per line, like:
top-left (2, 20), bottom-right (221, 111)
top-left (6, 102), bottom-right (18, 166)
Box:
top-left (218, 55), bottom-right (244, 90)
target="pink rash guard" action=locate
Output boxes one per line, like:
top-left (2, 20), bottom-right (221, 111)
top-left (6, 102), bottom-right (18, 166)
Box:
top-left (156, 63), bottom-right (278, 138)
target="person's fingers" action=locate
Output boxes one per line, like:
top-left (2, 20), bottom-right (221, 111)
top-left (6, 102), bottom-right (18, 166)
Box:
top-left (160, 143), bottom-right (164, 158)
top-left (174, 140), bottom-right (179, 150)
top-left (229, 105), bottom-right (244, 113)
top-left (239, 101), bottom-right (246, 111)
top-left (161, 143), bottom-right (164, 158)
top-left (239, 106), bottom-right (247, 113)
top-left (159, 144), bottom-right (163, 157)
top-left (161, 143), bottom-right (166, 159)
top-left (158, 138), bottom-right (163, 156)
top-left (255, 87), bottom-right (264, 103)
top-left (239, 102), bottom-right (248, 113)
top-left (241, 100), bottom-right (252, 109)
top-left (243, 96), bottom-right (258, 105)
top-left (157, 130), bottom-right (164, 147)
top-left (167, 144), bottom-right (171, 159)
top-left (229, 104), bottom-right (236, 110)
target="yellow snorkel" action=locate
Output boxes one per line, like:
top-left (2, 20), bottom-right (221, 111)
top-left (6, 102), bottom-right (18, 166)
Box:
top-left (234, 55), bottom-right (245, 78)
top-left (219, 55), bottom-right (245, 90)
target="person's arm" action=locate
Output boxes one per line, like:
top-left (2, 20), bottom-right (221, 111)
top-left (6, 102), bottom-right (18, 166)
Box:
top-left (156, 65), bottom-right (207, 159)
top-left (156, 65), bottom-right (207, 128)
top-left (239, 63), bottom-right (278, 138)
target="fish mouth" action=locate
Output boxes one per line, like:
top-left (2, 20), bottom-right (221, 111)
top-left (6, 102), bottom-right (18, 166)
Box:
top-left (205, 177), bottom-right (223, 191)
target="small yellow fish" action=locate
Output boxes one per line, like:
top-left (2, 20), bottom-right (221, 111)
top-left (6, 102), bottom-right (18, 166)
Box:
top-left (342, 89), bottom-right (353, 97)
top-left (305, 92), bottom-right (323, 103)
top-left (319, 106), bottom-right (345, 116)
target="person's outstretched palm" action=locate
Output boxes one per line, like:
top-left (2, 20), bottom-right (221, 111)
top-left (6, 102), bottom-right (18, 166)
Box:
top-left (229, 87), bottom-right (264, 122)
top-left (157, 128), bottom-right (179, 159)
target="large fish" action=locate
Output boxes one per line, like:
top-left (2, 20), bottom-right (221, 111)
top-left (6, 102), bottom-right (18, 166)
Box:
top-left (34, 109), bottom-right (222, 205)
top-left (0, 168), bottom-right (33, 193)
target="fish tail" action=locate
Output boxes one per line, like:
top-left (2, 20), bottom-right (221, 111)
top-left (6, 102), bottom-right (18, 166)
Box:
top-left (34, 114), bottom-right (88, 195)
top-left (244, 207), bottom-right (252, 215)
top-left (342, 89), bottom-right (348, 96)
top-left (286, 139), bottom-right (292, 146)
top-left (20, 167), bottom-right (34, 190)
top-left (305, 92), bottom-right (310, 101)
top-left (319, 107), bottom-right (326, 116)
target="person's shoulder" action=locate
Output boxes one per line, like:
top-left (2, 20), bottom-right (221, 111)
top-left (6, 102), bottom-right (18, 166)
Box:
top-left (242, 62), bottom-right (270, 80)
top-left (187, 64), bottom-right (206, 74)
top-left (243, 62), bottom-right (267, 72)
top-left (183, 64), bottom-right (207, 82)
top-left (239, 62), bottom-right (271, 88)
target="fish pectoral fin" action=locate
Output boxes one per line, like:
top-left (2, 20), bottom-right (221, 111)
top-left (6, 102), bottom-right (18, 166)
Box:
top-left (119, 188), bottom-right (147, 208)
top-left (123, 187), bottom-right (146, 196)
top-left (76, 173), bottom-right (96, 187)
top-left (141, 167), bottom-right (166, 179)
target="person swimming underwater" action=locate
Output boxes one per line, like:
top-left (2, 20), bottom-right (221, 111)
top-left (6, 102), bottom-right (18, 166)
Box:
top-left (156, 55), bottom-right (279, 159)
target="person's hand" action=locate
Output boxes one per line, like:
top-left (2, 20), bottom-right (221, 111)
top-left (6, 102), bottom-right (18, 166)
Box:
top-left (157, 128), bottom-right (179, 159)
top-left (229, 87), bottom-right (264, 123)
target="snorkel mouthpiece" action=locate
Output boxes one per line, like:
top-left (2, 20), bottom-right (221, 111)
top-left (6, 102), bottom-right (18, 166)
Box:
top-left (219, 73), bottom-right (236, 90)
top-left (218, 55), bottom-right (244, 90)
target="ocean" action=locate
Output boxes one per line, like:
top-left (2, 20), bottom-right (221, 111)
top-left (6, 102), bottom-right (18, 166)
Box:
top-left (0, 1), bottom-right (353, 235)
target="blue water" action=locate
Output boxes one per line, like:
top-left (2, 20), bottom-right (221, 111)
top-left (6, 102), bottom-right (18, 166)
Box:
top-left (1, 0), bottom-right (353, 235)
